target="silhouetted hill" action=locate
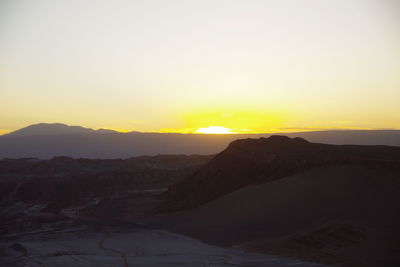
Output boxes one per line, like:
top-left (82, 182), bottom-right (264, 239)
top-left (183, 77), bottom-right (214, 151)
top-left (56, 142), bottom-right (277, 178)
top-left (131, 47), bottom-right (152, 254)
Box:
top-left (167, 135), bottom-right (400, 209)
top-left (1, 123), bottom-right (400, 159)
top-left (7, 123), bottom-right (96, 136)
top-left (161, 136), bottom-right (400, 267)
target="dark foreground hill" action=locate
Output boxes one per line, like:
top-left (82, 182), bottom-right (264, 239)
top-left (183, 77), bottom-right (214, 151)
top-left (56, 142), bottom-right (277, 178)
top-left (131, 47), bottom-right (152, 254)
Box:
top-left (167, 135), bottom-right (400, 208)
top-left (161, 136), bottom-right (400, 267)
top-left (1, 123), bottom-right (400, 159)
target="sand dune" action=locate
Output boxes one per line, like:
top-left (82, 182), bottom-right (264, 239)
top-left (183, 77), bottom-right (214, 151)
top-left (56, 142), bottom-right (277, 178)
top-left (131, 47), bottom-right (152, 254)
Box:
top-left (162, 165), bottom-right (400, 267)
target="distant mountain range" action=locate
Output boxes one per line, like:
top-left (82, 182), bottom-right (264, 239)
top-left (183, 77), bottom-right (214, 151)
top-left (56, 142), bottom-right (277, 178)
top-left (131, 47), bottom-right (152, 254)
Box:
top-left (1, 123), bottom-right (400, 159)
top-left (7, 123), bottom-right (119, 136)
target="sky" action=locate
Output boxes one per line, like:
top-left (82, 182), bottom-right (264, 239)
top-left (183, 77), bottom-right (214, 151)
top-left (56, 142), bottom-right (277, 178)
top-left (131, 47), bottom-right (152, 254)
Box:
top-left (1, 0), bottom-right (399, 134)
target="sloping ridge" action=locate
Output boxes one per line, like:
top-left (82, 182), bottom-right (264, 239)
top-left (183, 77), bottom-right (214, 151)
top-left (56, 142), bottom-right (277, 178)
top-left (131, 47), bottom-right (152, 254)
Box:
top-left (160, 136), bottom-right (400, 267)
top-left (7, 123), bottom-right (95, 136)
top-left (167, 135), bottom-right (400, 209)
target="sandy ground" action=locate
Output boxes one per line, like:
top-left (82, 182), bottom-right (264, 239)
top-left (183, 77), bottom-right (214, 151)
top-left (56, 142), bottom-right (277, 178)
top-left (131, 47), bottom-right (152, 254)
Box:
top-left (0, 227), bottom-right (327, 267)
top-left (159, 165), bottom-right (400, 267)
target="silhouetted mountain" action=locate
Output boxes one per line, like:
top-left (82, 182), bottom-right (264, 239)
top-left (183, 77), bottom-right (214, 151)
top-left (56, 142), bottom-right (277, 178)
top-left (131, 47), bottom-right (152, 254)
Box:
top-left (167, 135), bottom-right (400, 209)
top-left (1, 123), bottom-right (400, 159)
top-left (0, 124), bottom-right (266, 158)
top-left (162, 136), bottom-right (400, 267)
top-left (6, 123), bottom-right (120, 136)
top-left (7, 123), bottom-right (96, 136)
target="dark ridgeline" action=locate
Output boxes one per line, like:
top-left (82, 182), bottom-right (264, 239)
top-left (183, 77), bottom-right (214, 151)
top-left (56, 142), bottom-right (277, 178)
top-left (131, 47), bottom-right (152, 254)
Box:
top-left (167, 135), bottom-right (400, 209)
top-left (163, 136), bottom-right (400, 267)
top-left (1, 123), bottom-right (400, 159)
top-left (7, 123), bottom-right (101, 136)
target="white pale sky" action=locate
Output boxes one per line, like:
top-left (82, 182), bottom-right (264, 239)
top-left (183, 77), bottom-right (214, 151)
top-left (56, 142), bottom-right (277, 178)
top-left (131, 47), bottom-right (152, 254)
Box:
top-left (1, 0), bottom-right (399, 134)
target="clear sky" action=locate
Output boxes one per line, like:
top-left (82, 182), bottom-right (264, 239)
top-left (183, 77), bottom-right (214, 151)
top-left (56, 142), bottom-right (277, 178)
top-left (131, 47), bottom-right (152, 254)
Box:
top-left (1, 0), bottom-right (399, 134)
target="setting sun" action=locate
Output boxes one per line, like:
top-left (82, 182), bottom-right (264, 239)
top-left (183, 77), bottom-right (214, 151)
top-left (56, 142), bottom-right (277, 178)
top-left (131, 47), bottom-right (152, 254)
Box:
top-left (196, 126), bottom-right (236, 134)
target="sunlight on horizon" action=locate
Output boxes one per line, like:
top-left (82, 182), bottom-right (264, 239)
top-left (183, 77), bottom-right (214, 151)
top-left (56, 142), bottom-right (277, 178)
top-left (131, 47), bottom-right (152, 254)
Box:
top-left (1, 0), bottom-right (399, 132)
top-left (196, 126), bottom-right (236, 134)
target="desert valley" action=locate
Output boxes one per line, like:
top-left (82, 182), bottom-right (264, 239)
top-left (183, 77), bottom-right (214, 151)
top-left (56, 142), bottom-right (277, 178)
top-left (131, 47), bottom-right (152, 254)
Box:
top-left (1, 125), bottom-right (400, 266)
top-left (2, 1), bottom-right (399, 266)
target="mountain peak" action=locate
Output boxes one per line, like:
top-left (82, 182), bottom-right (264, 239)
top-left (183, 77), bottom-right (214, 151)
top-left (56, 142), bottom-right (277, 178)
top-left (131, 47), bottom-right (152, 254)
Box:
top-left (8, 123), bottom-right (95, 136)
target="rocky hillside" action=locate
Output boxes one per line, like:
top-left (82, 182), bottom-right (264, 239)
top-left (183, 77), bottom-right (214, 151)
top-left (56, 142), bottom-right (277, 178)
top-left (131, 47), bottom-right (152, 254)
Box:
top-left (160, 136), bottom-right (400, 266)
top-left (167, 135), bottom-right (400, 209)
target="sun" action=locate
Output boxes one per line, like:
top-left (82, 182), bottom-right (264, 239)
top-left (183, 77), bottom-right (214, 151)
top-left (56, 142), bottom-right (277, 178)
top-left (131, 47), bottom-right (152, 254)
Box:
top-left (196, 126), bottom-right (236, 134)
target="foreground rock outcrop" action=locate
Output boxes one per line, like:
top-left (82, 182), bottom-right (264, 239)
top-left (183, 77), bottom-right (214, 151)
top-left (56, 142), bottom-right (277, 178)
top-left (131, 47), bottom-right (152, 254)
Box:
top-left (162, 136), bottom-right (400, 267)
top-left (167, 135), bottom-right (400, 209)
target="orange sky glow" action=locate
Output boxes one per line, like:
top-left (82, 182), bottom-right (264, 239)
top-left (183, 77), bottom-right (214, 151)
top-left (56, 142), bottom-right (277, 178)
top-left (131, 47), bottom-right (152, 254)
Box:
top-left (1, 0), bottom-right (399, 134)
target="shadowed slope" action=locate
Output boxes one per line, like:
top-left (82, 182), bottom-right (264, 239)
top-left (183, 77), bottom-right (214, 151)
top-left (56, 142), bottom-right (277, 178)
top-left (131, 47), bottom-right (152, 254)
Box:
top-left (167, 135), bottom-right (400, 209)
top-left (159, 136), bottom-right (400, 267)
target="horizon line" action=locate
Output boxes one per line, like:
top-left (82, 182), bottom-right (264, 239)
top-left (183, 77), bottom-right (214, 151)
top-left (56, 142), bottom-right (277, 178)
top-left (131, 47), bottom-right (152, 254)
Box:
top-left (1, 123), bottom-right (400, 136)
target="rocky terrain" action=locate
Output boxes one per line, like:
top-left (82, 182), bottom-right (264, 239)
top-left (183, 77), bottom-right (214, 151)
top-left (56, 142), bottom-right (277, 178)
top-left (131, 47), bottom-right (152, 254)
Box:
top-left (161, 136), bottom-right (400, 267)
top-left (0, 152), bottom-right (326, 267)
top-left (1, 136), bottom-right (400, 266)
top-left (0, 155), bottom-right (212, 236)
top-left (167, 135), bottom-right (400, 209)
